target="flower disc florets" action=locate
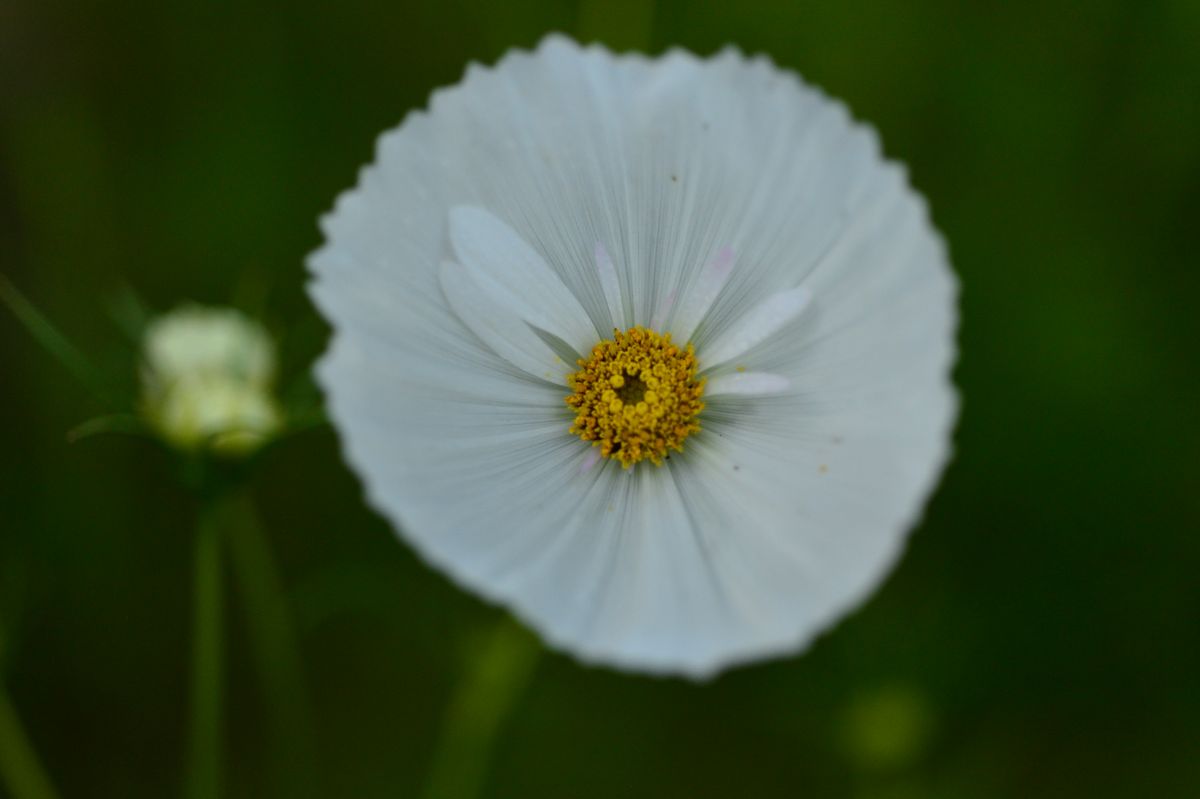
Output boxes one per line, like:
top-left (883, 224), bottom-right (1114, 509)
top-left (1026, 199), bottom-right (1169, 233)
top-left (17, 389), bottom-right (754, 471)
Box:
top-left (566, 326), bottom-right (705, 468)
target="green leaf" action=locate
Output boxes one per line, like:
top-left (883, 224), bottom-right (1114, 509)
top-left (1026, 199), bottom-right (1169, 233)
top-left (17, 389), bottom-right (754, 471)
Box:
top-left (0, 273), bottom-right (115, 405)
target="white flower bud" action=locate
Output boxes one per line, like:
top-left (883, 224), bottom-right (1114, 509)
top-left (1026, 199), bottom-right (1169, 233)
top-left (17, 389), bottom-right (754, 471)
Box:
top-left (143, 305), bottom-right (276, 389)
top-left (141, 305), bottom-right (282, 455)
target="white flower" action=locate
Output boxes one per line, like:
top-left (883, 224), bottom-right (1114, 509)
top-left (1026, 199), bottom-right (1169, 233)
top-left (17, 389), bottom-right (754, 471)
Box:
top-left (141, 305), bottom-right (282, 455)
top-left (309, 35), bottom-right (958, 678)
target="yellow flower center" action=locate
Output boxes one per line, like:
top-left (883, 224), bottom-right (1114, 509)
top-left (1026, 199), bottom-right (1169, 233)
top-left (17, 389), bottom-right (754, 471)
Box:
top-left (565, 326), bottom-right (705, 468)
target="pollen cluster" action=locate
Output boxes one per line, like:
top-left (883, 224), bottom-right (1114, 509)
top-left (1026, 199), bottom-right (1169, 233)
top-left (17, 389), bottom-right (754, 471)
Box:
top-left (565, 326), bottom-right (705, 468)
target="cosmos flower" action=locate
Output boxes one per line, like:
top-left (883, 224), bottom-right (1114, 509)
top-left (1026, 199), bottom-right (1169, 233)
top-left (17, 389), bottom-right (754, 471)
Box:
top-left (141, 305), bottom-right (283, 454)
top-left (309, 35), bottom-right (958, 677)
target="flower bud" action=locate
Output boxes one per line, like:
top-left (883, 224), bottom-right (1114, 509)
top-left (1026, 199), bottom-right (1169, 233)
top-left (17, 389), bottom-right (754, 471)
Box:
top-left (141, 305), bottom-right (282, 455)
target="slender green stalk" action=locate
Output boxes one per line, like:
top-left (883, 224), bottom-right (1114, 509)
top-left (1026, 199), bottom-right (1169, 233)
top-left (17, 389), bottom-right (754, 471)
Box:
top-left (576, 0), bottom-right (655, 51)
top-left (421, 618), bottom-right (541, 799)
top-left (225, 492), bottom-right (318, 798)
top-left (0, 681), bottom-right (59, 799)
top-left (0, 272), bottom-right (113, 404)
top-left (66, 413), bottom-right (149, 443)
top-left (186, 500), bottom-right (225, 799)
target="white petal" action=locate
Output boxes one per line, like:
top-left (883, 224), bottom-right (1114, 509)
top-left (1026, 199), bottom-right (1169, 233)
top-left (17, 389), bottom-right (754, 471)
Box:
top-left (593, 241), bottom-right (626, 331)
top-left (700, 285), bottom-right (812, 369)
top-left (449, 205), bottom-right (597, 355)
top-left (705, 371), bottom-right (791, 397)
top-left (671, 245), bottom-right (736, 344)
top-left (564, 465), bottom-right (751, 675)
top-left (438, 260), bottom-right (570, 383)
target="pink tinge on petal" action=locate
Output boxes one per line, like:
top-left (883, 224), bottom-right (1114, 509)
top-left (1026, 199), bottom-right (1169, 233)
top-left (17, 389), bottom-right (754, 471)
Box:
top-left (595, 241), bottom-right (613, 273)
top-left (579, 447), bottom-right (602, 475)
top-left (650, 290), bottom-right (676, 330)
top-left (712, 245), bottom-right (735, 276)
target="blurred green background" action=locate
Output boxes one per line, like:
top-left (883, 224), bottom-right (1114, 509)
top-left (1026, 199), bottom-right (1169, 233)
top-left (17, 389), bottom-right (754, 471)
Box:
top-left (2, 0), bottom-right (1199, 796)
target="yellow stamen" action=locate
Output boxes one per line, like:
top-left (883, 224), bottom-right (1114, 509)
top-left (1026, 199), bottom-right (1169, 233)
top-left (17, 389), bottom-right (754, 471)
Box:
top-left (565, 326), bottom-right (705, 468)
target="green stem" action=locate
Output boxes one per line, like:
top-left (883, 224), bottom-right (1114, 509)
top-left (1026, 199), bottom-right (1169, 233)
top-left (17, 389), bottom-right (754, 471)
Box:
top-left (225, 492), bottom-right (318, 798)
top-left (186, 500), bottom-right (224, 799)
top-left (0, 681), bottom-right (59, 799)
top-left (421, 617), bottom-right (541, 799)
